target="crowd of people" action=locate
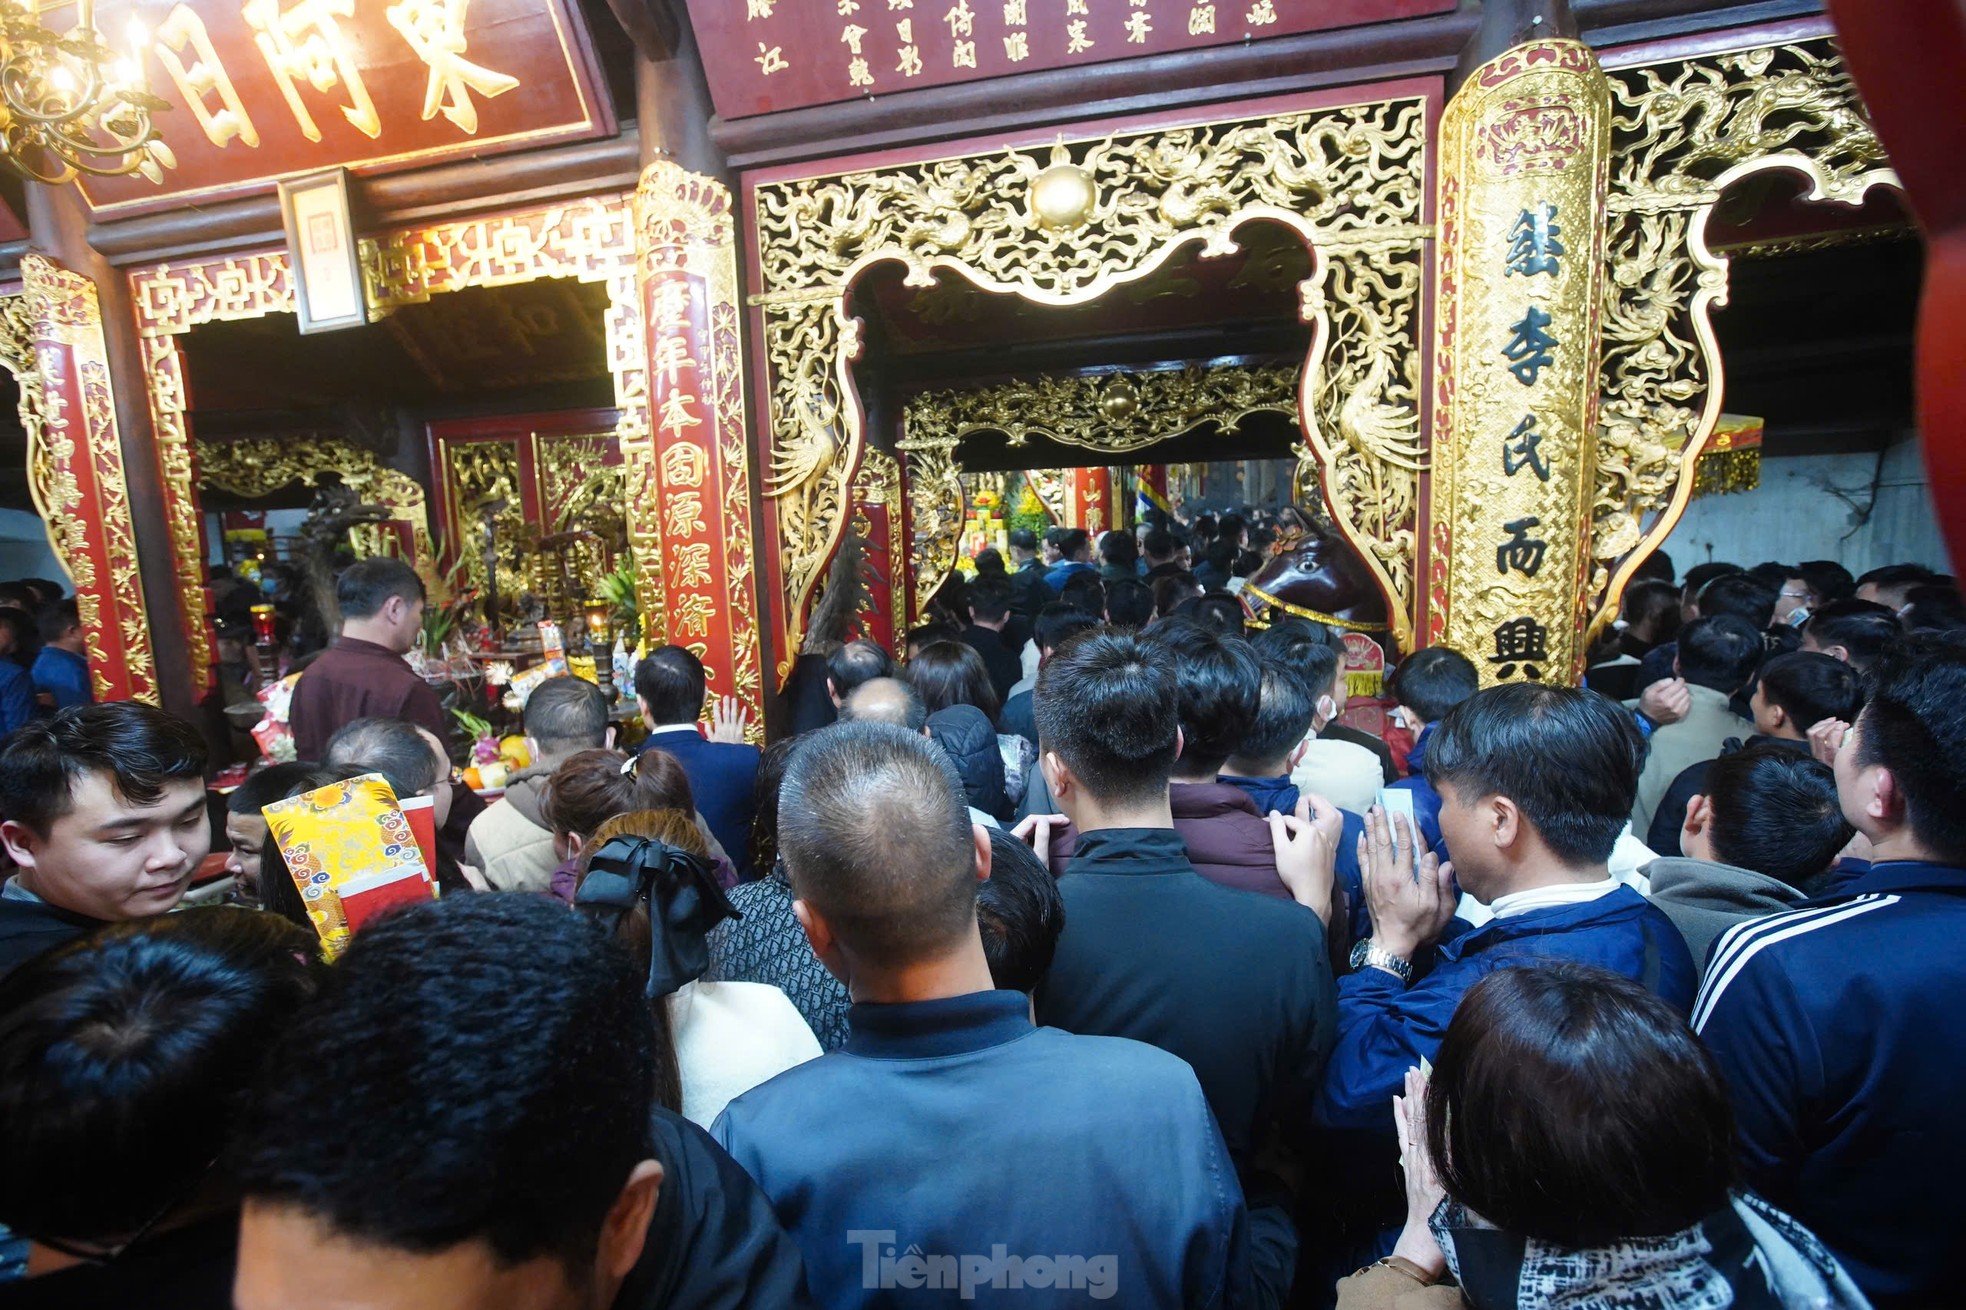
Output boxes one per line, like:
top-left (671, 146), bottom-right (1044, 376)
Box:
top-left (0, 580), bottom-right (94, 737)
top-left (0, 531), bottom-right (1962, 1309)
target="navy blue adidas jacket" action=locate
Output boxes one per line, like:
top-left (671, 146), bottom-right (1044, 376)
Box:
top-left (1694, 860), bottom-right (1966, 1309)
top-left (1315, 885), bottom-right (1697, 1129)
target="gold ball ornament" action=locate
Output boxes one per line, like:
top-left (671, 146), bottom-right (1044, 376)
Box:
top-left (1030, 144), bottom-right (1096, 230)
top-left (1098, 377), bottom-right (1139, 420)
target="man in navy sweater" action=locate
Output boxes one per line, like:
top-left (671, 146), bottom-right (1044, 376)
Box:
top-left (636, 645), bottom-right (761, 878)
top-left (1695, 647), bottom-right (1966, 1308)
top-left (714, 721), bottom-right (1254, 1308)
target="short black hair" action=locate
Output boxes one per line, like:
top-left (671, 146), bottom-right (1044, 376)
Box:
top-left (0, 702), bottom-right (207, 836)
top-left (227, 760), bottom-right (332, 818)
top-left (1425, 685), bottom-right (1643, 866)
top-left (1099, 531), bottom-right (1138, 567)
top-left (1631, 548), bottom-right (1674, 584)
top-left (1034, 604), bottom-right (1099, 655)
top-left (1218, 513), bottom-right (1247, 543)
top-left (1034, 630), bottom-right (1180, 805)
top-left (1900, 583), bottom-right (1966, 636)
top-left (1755, 651), bottom-right (1863, 730)
top-left (1389, 646), bottom-right (1479, 725)
top-left (978, 828), bottom-right (1064, 993)
top-left (334, 557), bottom-right (425, 623)
top-left (1795, 560), bottom-right (1855, 607)
top-left (1702, 744), bottom-right (1850, 889)
top-left (0, 909), bottom-right (321, 1245)
top-left (1174, 592), bottom-right (1247, 641)
top-left (1429, 964), bottom-right (1733, 1249)
top-left (1142, 528), bottom-right (1177, 562)
top-left (1682, 561), bottom-right (1743, 606)
top-left (1804, 599), bottom-right (1905, 671)
top-left (1151, 617), bottom-right (1262, 776)
top-left (907, 640), bottom-right (1002, 722)
top-left (523, 676), bottom-right (611, 754)
top-left (972, 547), bottom-right (1006, 576)
top-left (0, 581), bottom-right (38, 609)
top-left (1747, 561), bottom-right (1794, 594)
top-left (1151, 573), bottom-right (1202, 619)
top-left (36, 598), bottom-right (80, 645)
top-left (1696, 574), bottom-right (1777, 630)
top-left (779, 722), bottom-right (977, 966)
top-left (1230, 661), bottom-right (1317, 772)
top-left (904, 622), bottom-right (961, 656)
top-left (1007, 528), bottom-right (1038, 554)
top-left (633, 645), bottom-right (707, 724)
top-left (1621, 579), bottom-right (1681, 634)
top-left (827, 638), bottom-right (895, 696)
top-left (1858, 562), bottom-right (1942, 596)
top-left (322, 717), bottom-right (441, 798)
top-left (1855, 645), bottom-right (1966, 863)
top-left (1675, 614), bottom-right (1765, 692)
top-left (233, 895), bottom-right (657, 1272)
top-left (1059, 571), bottom-right (1106, 616)
top-left (1104, 577), bottom-right (1154, 629)
top-left (1055, 528), bottom-right (1090, 560)
top-left (966, 574), bottom-right (1013, 624)
top-left (1251, 618), bottom-right (1340, 701)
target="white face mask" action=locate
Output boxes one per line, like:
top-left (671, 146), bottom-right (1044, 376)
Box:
top-left (1316, 694), bottom-right (1339, 724)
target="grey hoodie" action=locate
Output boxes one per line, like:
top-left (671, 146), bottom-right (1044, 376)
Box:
top-left (1643, 855), bottom-right (1813, 968)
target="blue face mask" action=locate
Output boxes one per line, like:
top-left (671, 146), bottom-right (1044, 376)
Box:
top-left (260, 577), bottom-right (281, 596)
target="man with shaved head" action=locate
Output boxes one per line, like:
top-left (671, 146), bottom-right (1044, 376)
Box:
top-left (712, 721), bottom-right (1252, 1307)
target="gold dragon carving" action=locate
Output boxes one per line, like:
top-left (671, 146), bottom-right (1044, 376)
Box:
top-left (753, 94), bottom-right (1432, 657)
top-left (1590, 37), bottom-right (1898, 634)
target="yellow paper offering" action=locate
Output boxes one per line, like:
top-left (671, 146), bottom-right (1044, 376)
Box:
top-left (263, 773), bottom-right (431, 959)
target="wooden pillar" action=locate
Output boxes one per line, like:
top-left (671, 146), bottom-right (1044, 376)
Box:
top-left (24, 183), bottom-right (198, 712)
top-left (1426, 0), bottom-right (1612, 686)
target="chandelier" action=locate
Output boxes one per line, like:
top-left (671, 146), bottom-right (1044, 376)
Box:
top-left (0, 0), bottom-right (171, 184)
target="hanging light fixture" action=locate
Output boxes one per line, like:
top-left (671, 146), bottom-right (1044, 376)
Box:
top-left (0, 0), bottom-right (172, 184)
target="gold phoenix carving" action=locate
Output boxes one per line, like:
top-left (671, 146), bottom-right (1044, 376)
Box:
top-left (1589, 36), bottom-right (1897, 635)
top-left (753, 93), bottom-right (1432, 655)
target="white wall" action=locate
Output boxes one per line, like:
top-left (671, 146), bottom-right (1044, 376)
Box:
top-left (1659, 437), bottom-right (1950, 575)
top-left (0, 509), bottom-right (69, 584)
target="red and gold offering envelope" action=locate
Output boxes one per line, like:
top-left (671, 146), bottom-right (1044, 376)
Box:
top-left (263, 773), bottom-right (435, 959)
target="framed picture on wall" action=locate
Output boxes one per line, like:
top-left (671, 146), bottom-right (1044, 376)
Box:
top-left (277, 169), bottom-right (369, 334)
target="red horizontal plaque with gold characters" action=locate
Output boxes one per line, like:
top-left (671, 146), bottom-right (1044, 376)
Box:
top-left (55, 0), bottom-right (612, 216)
top-left (687, 0), bottom-right (1455, 119)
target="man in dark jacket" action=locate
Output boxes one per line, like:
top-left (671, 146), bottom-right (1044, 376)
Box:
top-left (231, 895), bottom-right (810, 1310)
top-left (956, 574), bottom-right (1024, 706)
top-left (925, 704), bottom-right (1007, 822)
top-left (1041, 528), bottom-right (1097, 595)
top-left (1695, 648), bottom-right (1966, 1308)
top-left (1006, 527), bottom-right (1048, 622)
top-left (716, 723), bottom-right (1253, 1309)
top-left (636, 646), bottom-right (760, 878)
top-left (1033, 630), bottom-right (1336, 1305)
top-left (0, 704), bottom-right (210, 979)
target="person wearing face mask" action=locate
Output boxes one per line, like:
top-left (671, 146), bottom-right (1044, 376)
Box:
top-left (0, 703), bottom-right (213, 978)
top-left (1284, 640), bottom-right (1387, 816)
top-left (1383, 647), bottom-right (1481, 861)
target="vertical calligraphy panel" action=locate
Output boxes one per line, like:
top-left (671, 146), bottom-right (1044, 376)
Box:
top-left (636, 161), bottom-right (763, 738)
top-left (1429, 42), bottom-right (1610, 686)
top-left (21, 256), bottom-right (161, 704)
top-left (1067, 466), bottom-right (1113, 537)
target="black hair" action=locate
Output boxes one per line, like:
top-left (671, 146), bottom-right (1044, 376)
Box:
top-left (1042, 526), bottom-right (1068, 550)
top-left (1682, 562), bottom-right (1743, 606)
top-left (0, 909), bottom-right (322, 1245)
top-left (972, 548), bottom-right (1006, 576)
top-left (233, 895), bottom-right (658, 1272)
top-left (1099, 531), bottom-right (1138, 567)
top-left (523, 676), bottom-right (611, 754)
top-left (1696, 574), bottom-right (1777, 630)
top-left (1702, 744), bottom-right (1851, 890)
top-left (907, 640), bottom-right (1002, 722)
top-left (778, 721), bottom-right (978, 967)
top-left (1675, 614), bottom-right (1765, 693)
top-left (1151, 573), bottom-right (1202, 619)
top-left (1631, 548), bottom-right (1674, 584)
top-left (0, 702), bottom-right (207, 836)
top-left (1217, 513), bottom-right (1247, 545)
top-left (1425, 684), bottom-right (1644, 866)
top-left (1428, 964), bottom-right (1733, 1250)
top-left (1055, 528), bottom-right (1090, 561)
top-left (0, 581), bottom-right (38, 609)
top-left (1804, 599), bottom-right (1905, 671)
top-left (1034, 604), bottom-right (1100, 655)
top-left (904, 622), bottom-right (961, 655)
top-left (749, 736), bottom-right (807, 877)
top-left (1621, 579), bottom-right (1682, 637)
top-left (1389, 646), bottom-right (1480, 725)
top-left (36, 598), bottom-right (80, 646)
top-left (1142, 527), bottom-right (1177, 562)
top-left (1230, 661), bottom-right (1317, 772)
top-left (334, 557), bottom-right (425, 623)
top-left (1104, 577), bottom-right (1154, 629)
top-left (1755, 651), bottom-right (1863, 731)
top-left (1034, 629), bottom-right (1180, 805)
top-left (978, 828), bottom-right (1065, 994)
top-left (1174, 592), bottom-right (1248, 640)
top-left (840, 677), bottom-right (928, 732)
top-left (1059, 571), bottom-right (1106, 617)
top-left (322, 717), bottom-right (441, 799)
top-left (1203, 540), bottom-right (1239, 572)
top-left (966, 573), bottom-right (1014, 624)
top-left (1193, 513), bottom-right (1217, 539)
top-left (1145, 617), bottom-right (1261, 777)
top-left (227, 760), bottom-right (332, 817)
top-left (1007, 528), bottom-right (1038, 554)
top-left (1251, 618), bottom-right (1341, 703)
top-left (633, 644), bottom-right (708, 725)
top-left (1901, 583), bottom-right (1966, 636)
top-left (1232, 550), bottom-right (1265, 580)
top-left (827, 638), bottom-right (895, 696)
top-left (1858, 562), bottom-right (1942, 598)
top-left (1747, 561), bottom-right (1794, 594)
top-left (1795, 560), bottom-right (1855, 608)
top-left (1855, 645), bottom-right (1966, 863)
top-left (0, 608), bottom-right (33, 653)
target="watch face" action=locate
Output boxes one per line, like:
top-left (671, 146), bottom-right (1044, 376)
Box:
top-left (1349, 940), bottom-right (1372, 969)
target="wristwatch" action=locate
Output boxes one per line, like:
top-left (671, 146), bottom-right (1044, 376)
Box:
top-left (1350, 939), bottom-right (1414, 984)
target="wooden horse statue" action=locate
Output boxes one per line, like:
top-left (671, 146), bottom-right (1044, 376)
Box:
top-left (1238, 515), bottom-right (1390, 636)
